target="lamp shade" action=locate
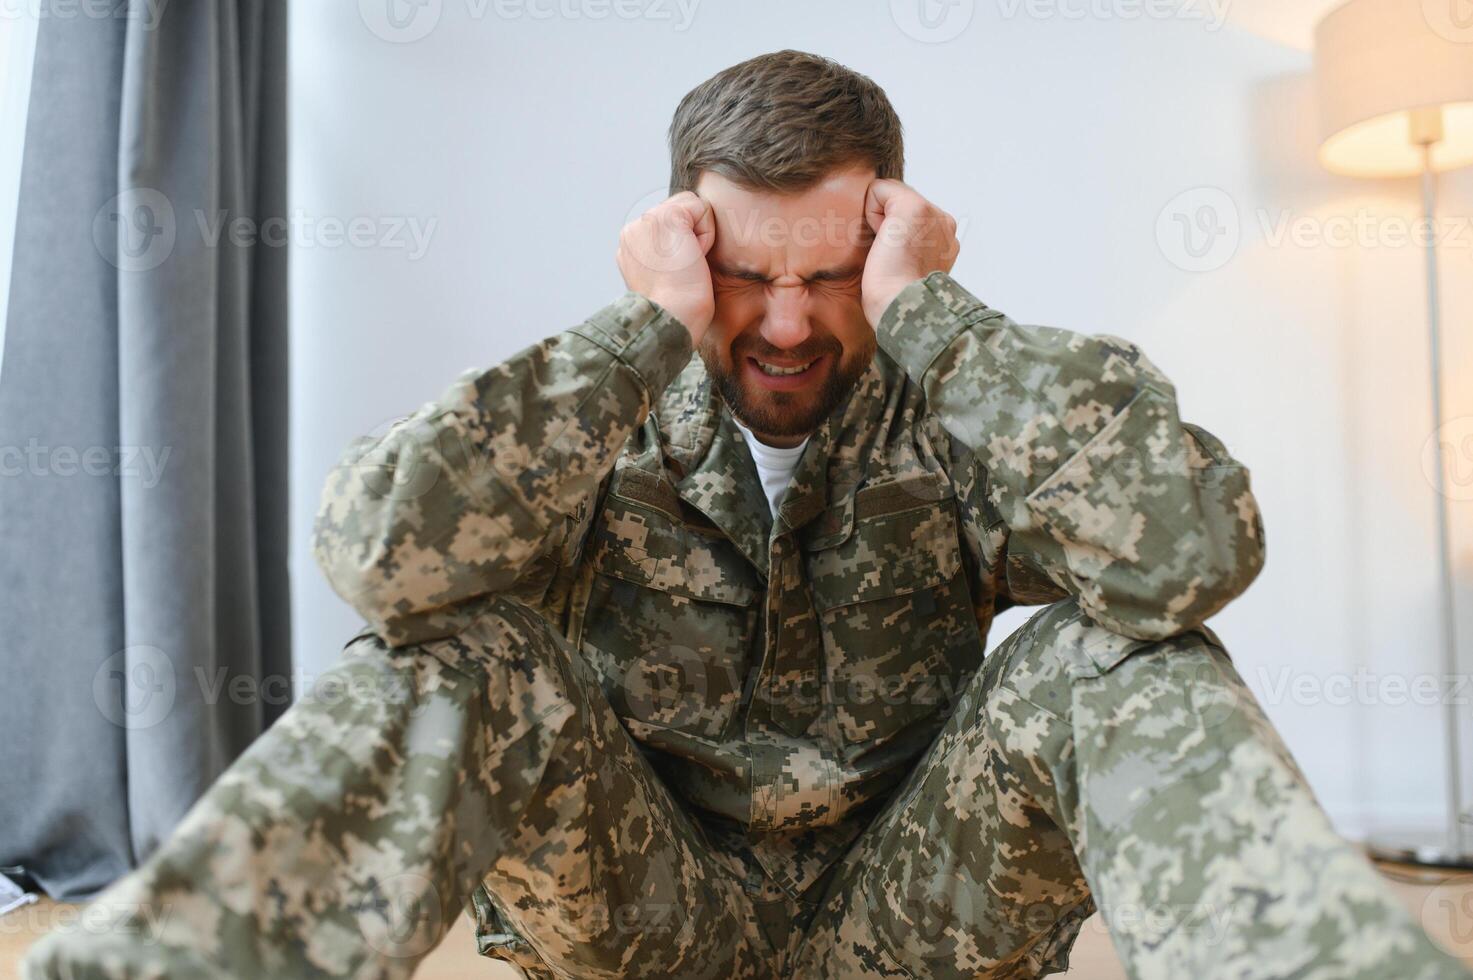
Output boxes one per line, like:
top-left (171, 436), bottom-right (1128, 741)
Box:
top-left (1314, 0), bottom-right (1473, 177)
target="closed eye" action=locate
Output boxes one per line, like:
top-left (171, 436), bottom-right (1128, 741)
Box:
top-left (807, 268), bottom-right (863, 286)
top-left (713, 268), bottom-right (769, 284)
top-left (711, 265), bottom-right (862, 286)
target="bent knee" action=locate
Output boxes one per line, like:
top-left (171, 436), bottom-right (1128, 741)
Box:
top-left (319, 596), bottom-right (584, 738)
top-left (343, 595), bottom-right (571, 679)
top-left (991, 598), bottom-right (1232, 713)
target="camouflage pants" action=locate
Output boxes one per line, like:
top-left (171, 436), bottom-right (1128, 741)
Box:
top-left (23, 596), bottom-right (1469, 979)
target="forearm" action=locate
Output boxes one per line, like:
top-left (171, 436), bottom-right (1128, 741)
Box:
top-left (312, 292), bottom-right (693, 646)
top-left (879, 272), bottom-right (1266, 640)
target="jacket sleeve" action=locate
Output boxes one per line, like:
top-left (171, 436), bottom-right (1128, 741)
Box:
top-left (877, 272), bottom-right (1266, 641)
top-left (311, 292), bottom-right (693, 647)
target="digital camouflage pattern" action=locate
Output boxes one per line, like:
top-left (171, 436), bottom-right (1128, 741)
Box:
top-left (24, 273), bottom-right (1469, 978)
top-left (791, 597), bottom-right (1468, 979)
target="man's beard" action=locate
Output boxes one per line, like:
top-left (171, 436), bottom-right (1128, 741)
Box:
top-left (699, 333), bottom-right (875, 440)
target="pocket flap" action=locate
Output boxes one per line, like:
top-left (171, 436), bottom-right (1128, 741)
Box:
top-left (590, 475), bottom-right (761, 607)
top-left (807, 476), bottom-right (961, 611)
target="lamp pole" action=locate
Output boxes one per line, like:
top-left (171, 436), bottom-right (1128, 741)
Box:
top-left (1368, 110), bottom-right (1472, 869)
top-left (1418, 136), bottom-right (1469, 865)
top-left (1313, 0), bottom-right (1473, 870)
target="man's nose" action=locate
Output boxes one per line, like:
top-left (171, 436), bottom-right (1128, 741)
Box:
top-left (760, 284), bottom-right (812, 351)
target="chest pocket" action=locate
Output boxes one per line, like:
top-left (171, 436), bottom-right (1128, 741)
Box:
top-left (805, 473), bottom-right (982, 763)
top-left (581, 468), bottom-right (760, 743)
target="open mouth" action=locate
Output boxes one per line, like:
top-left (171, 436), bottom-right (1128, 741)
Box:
top-left (743, 353), bottom-right (827, 391)
top-left (755, 358), bottom-right (817, 376)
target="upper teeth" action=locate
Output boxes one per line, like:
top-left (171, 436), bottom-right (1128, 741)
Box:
top-left (757, 359), bottom-right (815, 376)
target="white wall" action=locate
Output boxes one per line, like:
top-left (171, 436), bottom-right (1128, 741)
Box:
top-left (289, 0), bottom-right (1473, 840)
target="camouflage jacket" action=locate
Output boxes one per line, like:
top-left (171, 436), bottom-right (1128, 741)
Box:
top-left (312, 272), bottom-right (1266, 902)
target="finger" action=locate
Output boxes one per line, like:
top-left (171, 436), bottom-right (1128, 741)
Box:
top-left (688, 196), bottom-right (717, 255)
top-left (664, 191), bottom-right (705, 227)
top-left (660, 193), bottom-right (716, 253)
top-left (863, 178), bottom-right (906, 234)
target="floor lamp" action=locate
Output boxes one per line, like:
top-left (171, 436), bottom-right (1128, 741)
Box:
top-left (1314, 0), bottom-right (1473, 870)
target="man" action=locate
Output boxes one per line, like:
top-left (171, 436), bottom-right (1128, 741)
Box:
top-left (25, 50), bottom-right (1468, 980)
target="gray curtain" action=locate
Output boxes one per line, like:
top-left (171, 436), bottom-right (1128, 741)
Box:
top-left (0, 0), bottom-right (289, 900)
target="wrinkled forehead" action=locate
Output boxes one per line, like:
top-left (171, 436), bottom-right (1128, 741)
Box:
top-left (695, 167), bottom-right (874, 279)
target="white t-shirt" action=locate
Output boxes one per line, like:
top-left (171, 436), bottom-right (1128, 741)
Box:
top-left (731, 415), bottom-right (810, 518)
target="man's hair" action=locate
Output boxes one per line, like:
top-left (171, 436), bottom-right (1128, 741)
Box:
top-left (667, 50), bottom-right (904, 196)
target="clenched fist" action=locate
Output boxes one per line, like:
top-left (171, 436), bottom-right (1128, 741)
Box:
top-left (616, 191), bottom-right (717, 345)
top-left (861, 179), bottom-right (961, 327)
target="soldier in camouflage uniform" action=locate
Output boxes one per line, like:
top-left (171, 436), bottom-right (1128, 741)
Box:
top-left (25, 50), bottom-right (1470, 980)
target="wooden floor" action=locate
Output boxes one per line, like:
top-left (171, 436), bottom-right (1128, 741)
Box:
top-left (4, 864), bottom-right (1470, 979)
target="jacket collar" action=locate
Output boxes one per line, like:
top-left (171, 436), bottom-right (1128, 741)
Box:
top-left (655, 355), bottom-right (891, 579)
top-left (654, 358), bottom-right (767, 575)
top-left (772, 361), bottom-right (886, 540)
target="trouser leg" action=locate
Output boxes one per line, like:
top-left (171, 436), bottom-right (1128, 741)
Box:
top-left (790, 597), bottom-right (1470, 979)
top-left (23, 595), bottom-right (770, 980)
